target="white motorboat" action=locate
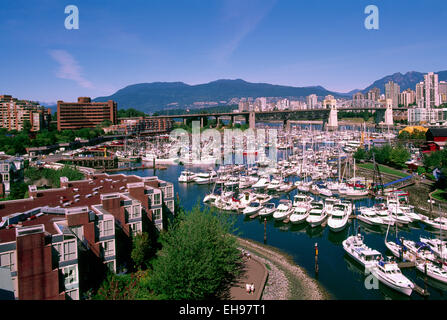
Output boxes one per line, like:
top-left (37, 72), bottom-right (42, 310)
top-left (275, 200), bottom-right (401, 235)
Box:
top-left (252, 177), bottom-right (270, 189)
top-left (178, 170), bottom-right (196, 183)
top-left (289, 207), bottom-right (309, 224)
top-left (357, 208), bottom-right (384, 226)
top-left (416, 261), bottom-right (447, 284)
top-left (267, 179), bottom-right (281, 192)
top-left (255, 193), bottom-right (273, 204)
top-left (273, 200), bottom-right (293, 221)
top-left (420, 237), bottom-right (447, 260)
top-left (342, 234), bottom-right (382, 272)
top-left (295, 180), bottom-right (312, 193)
top-left (328, 203), bottom-right (350, 232)
top-left (324, 197), bottom-right (339, 216)
top-left (345, 187), bottom-right (369, 197)
top-left (370, 259), bottom-right (414, 296)
top-left (306, 201), bottom-right (327, 228)
top-left (238, 192), bottom-right (257, 209)
top-left (243, 201), bottom-right (263, 216)
top-left (292, 193), bottom-right (313, 209)
top-left (224, 176), bottom-right (240, 188)
top-left (203, 193), bottom-right (218, 204)
top-left (422, 217), bottom-right (447, 231)
top-left (259, 203), bottom-right (276, 217)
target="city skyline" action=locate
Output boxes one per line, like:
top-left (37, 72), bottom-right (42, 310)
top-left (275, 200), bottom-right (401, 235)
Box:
top-left (1, 0), bottom-right (447, 103)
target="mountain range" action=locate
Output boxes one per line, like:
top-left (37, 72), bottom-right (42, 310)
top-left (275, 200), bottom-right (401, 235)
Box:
top-left (93, 71), bottom-right (447, 114)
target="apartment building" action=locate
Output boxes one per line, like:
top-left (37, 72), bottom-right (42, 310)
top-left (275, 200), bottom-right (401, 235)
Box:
top-left (103, 117), bottom-right (174, 135)
top-left (0, 95), bottom-right (50, 132)
top-left (385, 81), bottom-right (400, 108)
top-left (57, 97), bottom-right (117, 131)
top-left (0, 156), bottom-right (24, 197)
top-left (0, 173), bottom-right (175, 300)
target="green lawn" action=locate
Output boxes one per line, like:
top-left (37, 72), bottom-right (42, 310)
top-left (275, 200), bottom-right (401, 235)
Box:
top-left (431, 189), bottom-right (447, 202)
top-left (357, 163), bottom-right (409, 178)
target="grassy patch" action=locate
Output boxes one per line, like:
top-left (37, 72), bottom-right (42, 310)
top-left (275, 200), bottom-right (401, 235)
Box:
top-left (431, 189), bottom-right (447, 202)
top-left (265, 263), bottom-right (271, 271)
top-left (357, 163), bottom-right (409, 178)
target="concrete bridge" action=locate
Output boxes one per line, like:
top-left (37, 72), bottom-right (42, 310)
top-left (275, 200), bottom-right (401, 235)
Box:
top-left (151, 101), bottom-right (408, 131)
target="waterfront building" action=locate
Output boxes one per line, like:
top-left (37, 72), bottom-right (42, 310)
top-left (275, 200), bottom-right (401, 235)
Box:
top-left (0, 173), bottom-right (174, 300)
top-left (104, 117), bottom-right (173, 135)
top-left (385, 81), bottom-right (400, 108)
top-left (306, 94), bottom-right (318, 109)
top-left (0, 95), bottom-right (50, 132)
top-left (57, 97), bottom-right (117, 131)
top-left (0, 156), bottom-right (24, 197)
top-left (424, 72), bottom-right (440, 108)
top-left (439, 81), bottom-right (447, 104)
top-left (399, 89), bottom-right (416, 107)
top-left (352, 92), bottom-right (365, 108)
top-left (367, 88), bottom-right (380, 101)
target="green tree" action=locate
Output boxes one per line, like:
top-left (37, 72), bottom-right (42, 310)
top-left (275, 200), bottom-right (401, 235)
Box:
top-left (389, 145), bottom-right (410, 168)
top-left (149, 205), bottom-right (242, 299)
top-left (131, 232), bottom-right (152, 270)
top-left (353, 148), bottom-right (368, 161)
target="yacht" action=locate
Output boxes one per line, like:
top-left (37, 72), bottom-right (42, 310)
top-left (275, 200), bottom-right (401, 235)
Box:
top-left (243, 201), bottom-right (263, 216)
top-left (267, 179), bottom-right (281, 192)
top-left (357, 208), bottom-right (384, 226)
top-left (252, 177), bottom-right (270, 189)
top-left (415, 261), bottom-right (447, 285)
top-left (238, 192), bottom-right (257, 209)
top-left (420, 237), bottom-right (447, 260)
top-left (324, 197), bottom-right (339, 216)
top-left (370, 259), bottom-right (414, 296)
top-left (342, 234), bottom-right (382, 271)
top-left (255, 193), bottom-right (273, 204)
top-left (289, 207), bottom-right (309, 224)
top-left (178, 170), bottom-right (196, 183)
top-left (422, 217), bottom-right (447, 231)
top-left (293, 193), bottom-right (313, 209)
top-left (306, 201), bottom-right (327, 228)
top-left (259, 203), bottom-right (276, 217)
top-left (328, 203), bottom-right (350, 232)
top-left (273, 200), bottom-right (293, 221)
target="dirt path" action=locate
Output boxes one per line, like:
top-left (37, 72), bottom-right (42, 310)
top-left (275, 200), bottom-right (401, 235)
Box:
top-left (237, 237), bottom-right (330, 300)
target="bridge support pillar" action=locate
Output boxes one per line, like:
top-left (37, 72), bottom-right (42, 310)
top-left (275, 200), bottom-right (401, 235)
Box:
top-left (200, 117), bottom-right (204, 128)
top-left (183, 118), bottom-right (187, 125)
top-left (249, 112), bottom-right (256, 130)
top-left (384, 99), bottom-right (393, 126)
top-left (284, 120), bottom-right (291, 132)
top-left (327, 103), bottom-right (338, 130)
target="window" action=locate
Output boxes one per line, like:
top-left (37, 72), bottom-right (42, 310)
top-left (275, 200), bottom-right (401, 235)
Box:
top-left (63, 240), bottom-right (77, 261)
top-left (167, 200), bottom-right (175, 213)
top-left (129, 205), bottom-right (141, 219)
top-left (66, 288), bottom-right (79, 300)
top-left (62, 265), bottom-right (78, 286)
top-left (70, 226), bottom-right (84, 240)
top-left (99, 219), bottom-right (114, 237)
top-left (153, 193), bottom-right (161, 206)
top-left (0, 251), bottom-right (15, 272)
top-left (106, 261), bottom-right (115, 273)
top-left (165, 186), bottom-right (173, 198)
top-left (101, 240), bottom-right (115, 258)
top-left (153, 208), bottom-right (162, 221)
top-left (129, 222), bottom-right (142, 237)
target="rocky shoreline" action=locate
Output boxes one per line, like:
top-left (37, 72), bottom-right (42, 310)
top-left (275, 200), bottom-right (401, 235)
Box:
top-left (237, 237), bottom-right (331, 300)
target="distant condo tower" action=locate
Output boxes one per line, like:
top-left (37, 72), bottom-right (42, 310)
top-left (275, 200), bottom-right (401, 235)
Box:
top-left (57, 97), bottom-right (117, 131)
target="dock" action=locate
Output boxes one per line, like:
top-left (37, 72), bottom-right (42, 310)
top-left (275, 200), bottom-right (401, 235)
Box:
top-left (397, 261), bottom-right (416, 269)
top-left (413, 284), bottom-right (430, 297)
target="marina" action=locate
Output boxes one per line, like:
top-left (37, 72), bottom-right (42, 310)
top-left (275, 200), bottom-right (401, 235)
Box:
top-left (113, 124), bottom-right (447, 300)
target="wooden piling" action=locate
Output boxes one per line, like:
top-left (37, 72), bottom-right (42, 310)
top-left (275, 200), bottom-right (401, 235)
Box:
top-left (315, 242), bottom-right (319, 276)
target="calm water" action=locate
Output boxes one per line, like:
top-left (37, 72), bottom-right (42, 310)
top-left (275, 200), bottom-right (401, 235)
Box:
top-left (116, 128), bottom-right (445, 300)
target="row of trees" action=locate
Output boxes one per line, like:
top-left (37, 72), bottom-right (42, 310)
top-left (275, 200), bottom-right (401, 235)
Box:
top-left (1, 165), bottom-right (85, 201)
top-left (94, 204), bottom-right (242, 300)
top-left (354, 144), bottom-right (410, 169)
top-left (0, 126), bottom-right (106, 155)
top-left (397, 129), bottom-right (426, 140)
top-left (423, 149), bottom-right (447, 188)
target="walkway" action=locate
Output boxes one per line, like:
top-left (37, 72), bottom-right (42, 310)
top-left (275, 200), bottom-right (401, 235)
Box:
top-left (229, 251), bottom-right (268, 300)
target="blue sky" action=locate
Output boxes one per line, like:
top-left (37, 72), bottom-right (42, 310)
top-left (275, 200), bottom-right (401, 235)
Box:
top-left (1, 0), bottom-right (446, 102)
